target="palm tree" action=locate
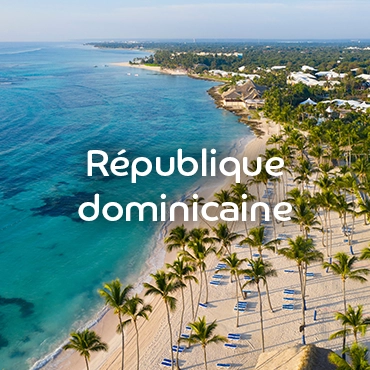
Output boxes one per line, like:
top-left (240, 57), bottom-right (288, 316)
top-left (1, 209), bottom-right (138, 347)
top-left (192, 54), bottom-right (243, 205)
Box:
top-left (182, 228), bottom-right (216, 306)
top-left (323, 253), bottom-right (369, 312)
top-left (324, 253), bottom-right (369, 355)
top-left (164, 225), bottom-right (189, 252)
top-left (240, 226), bottom-right (279, 257)
top-left (231, 182), bottom-right (256, 240)
top-left (63, 329), bottom-right (108, 370)
top-left (358, 198), bottom-right (370, 226)
top-left (360, 246), bottom-right (370, 261)
top-left (122, 295), bottom-right (152, 370)
top-left (185, 316), bottom-right (227, 370)
top-left (243, 258), bottom-right (277, 351)
top-left (98, 280), bottom-right (133, 370)
top-left (279, 236), bottom-right (323, 344)
top-left (144, 271), bottom-right (183, 370)
top-left (330, 305), bottom-right (370, 344)
top-left (166, 258), bottom-right (198, 366)
top-left (290, 196), bottom-right (320, 239)
top-left (212, 223), bottom-right (241, 256)
top-left (329, 343), bottom-right (370, 370)
top-left (217, 253), bottom-right (245, 327)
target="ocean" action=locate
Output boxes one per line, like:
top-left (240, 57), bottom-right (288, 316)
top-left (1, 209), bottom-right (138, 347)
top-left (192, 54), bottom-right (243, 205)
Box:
top-left (0, 42), bottom-right (253, 369)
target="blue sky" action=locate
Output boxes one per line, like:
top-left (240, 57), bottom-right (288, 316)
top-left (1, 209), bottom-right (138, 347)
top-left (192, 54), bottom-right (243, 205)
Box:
top-left (1, 1), bottom-right (369, 41)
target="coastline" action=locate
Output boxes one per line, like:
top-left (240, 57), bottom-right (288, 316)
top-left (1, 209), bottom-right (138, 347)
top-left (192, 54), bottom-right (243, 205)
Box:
top-left (41, 118), bottom-right (270, 370)
top-left (38, 62), bottom-right (370, 370)
top-left (111, 62), bottom-right (188, 76)
top-left (36, 69), bottom-right (261, 370)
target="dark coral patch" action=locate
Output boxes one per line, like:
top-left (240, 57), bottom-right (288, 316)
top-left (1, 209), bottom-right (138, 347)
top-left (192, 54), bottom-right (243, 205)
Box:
top-left (31, 191), bottom-right (98, 222)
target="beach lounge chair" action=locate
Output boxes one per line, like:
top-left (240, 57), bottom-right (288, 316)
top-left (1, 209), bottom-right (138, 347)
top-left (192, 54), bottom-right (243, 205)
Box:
top-left (350, 245), bottom-right (354, 255)
top-left (215, 263), bottom-right (227, 270)
top-left (212, 274), bottom-right (223, 279)
top-left (228, 333), bottom-right (241, 340)
top-left (284, 269), bottom-right (295, 273)
top-left (344, 239), bottom-right (349, 243)
top-left (217, 364), bottom-right (231, 368)
top-left (181, 333), bottom-right (189, 339)
top-left (282, 304), bottom-right (294, 310)
top-left (234, 302), bottom-right (247, 311)
top-left (172, 345), bottom-right (185, 353)
top-left (283, 297), bottom-right (294, 301)
top-left (235, 244), bottom-right (244, 248)
top-left (224, 343), bottom-right (237, 349)
top-left (252, 253), bottom-right (260, 258)
top-left (306, 272), bottom-right (314, 277)
top-left (210, 280), bottom-right (221, 286)
top-left (161, 358), bottom-right (176, 366)
top-left (283, 289), bottom-right (295, 294)
top-left (185, 326), bottom-right (191, 331)
top-left (199, 302), bottom-right (208, 308)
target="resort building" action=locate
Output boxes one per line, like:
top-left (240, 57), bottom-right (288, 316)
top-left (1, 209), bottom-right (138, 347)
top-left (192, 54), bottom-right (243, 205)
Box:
top-left (222, 80), bottom-right (267, 109)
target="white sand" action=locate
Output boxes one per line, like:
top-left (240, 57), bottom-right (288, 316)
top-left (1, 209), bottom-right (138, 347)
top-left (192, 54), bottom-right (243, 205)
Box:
top-left (111, 62), bottom-right (188, 75)
top-left (43, 118), bottom-right (370, 370)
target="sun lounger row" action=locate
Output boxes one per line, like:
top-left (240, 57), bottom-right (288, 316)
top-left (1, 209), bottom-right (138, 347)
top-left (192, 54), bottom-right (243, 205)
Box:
top-left (224, 343), bottom-right (237, 349)
top-left (161, 358), bottom-right (176, 367)
top-left (172, 345), bottom-right (185, 353)
top-left (228, 333), bottom-right (241, 340)
top-left (234, 301), bottom-right (247, 311)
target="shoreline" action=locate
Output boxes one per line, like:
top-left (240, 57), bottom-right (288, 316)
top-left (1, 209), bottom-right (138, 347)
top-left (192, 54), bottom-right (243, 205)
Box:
top-left (111, 62), bottom-right (188, 76)
top-left (35, 70), bottom-right (261, 369)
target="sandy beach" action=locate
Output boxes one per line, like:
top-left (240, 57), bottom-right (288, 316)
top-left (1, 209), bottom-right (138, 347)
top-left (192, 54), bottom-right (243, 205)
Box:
top-left (42, 94), bottom-right (370, 370)
top-left (111, 62), bottom-right (188, 76)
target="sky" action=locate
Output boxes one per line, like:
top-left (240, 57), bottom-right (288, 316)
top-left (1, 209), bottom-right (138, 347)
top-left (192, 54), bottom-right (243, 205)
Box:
top-left (1, 0), bottom-right (370, 42)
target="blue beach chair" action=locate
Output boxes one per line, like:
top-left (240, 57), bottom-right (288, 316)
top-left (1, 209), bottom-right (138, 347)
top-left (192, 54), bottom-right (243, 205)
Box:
top-left (224, 343), bottom-right (237, 349)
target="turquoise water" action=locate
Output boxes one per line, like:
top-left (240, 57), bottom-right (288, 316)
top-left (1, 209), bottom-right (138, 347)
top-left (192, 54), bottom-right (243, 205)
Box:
top-left (0, 43), bottom-right (252, 369)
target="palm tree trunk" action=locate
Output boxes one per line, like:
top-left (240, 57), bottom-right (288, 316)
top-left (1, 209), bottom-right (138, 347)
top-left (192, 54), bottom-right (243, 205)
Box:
top-left (134, 321), bottom-right (140, 370)
top-left (177, 286), bottom-right (185, 369)
top-left (195, 270), bottom-right (203, 319)
top-left (165, 301), bottom-right (175, 370)
top-left (298, 265), bottom-right (306, 344)
top-left (235, 276), bottom-right (239, 327)
top-left (328, 211), bottom-right (333, 256)
top-left (85, 356), bottom-right (90, 370)
top-left (264, 281), bottom-right (274, 313)
top-left (203, 346), bottom-right (208, 370)
top-left (203, 269), bottom-right (209, 304)
top-left (189, 280), bottom-right (195, 320)
top-left (257, 283), bottom-right (265, 352)
top-left (342, 278), bottom-right (347, 357)
top-left (119, 314), bottom-right (125, 370)
top-left (243, 221), bottom-right (252, 258)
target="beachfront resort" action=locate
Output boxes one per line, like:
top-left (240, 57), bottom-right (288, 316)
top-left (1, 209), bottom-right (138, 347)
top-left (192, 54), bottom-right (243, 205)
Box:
top-left (53, 42), bottom-right (370, 370)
